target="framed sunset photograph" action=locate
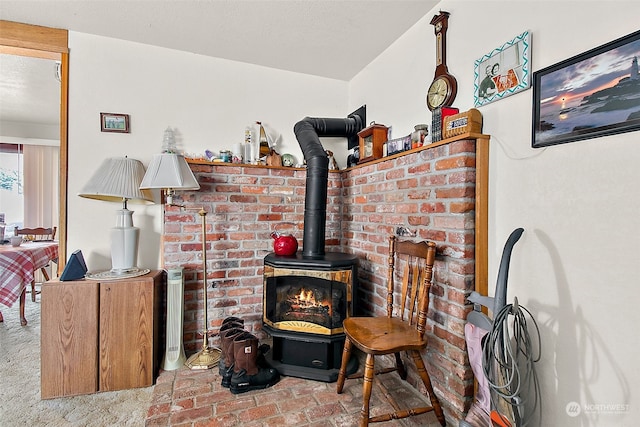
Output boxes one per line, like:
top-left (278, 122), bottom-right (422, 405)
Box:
top-left (532, 29), bottom-right (640, 148)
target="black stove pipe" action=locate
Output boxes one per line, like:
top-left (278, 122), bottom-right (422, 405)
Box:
top-left (293, 113), bottom-right (364, 258)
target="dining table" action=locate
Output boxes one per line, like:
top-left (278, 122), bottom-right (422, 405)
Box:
top-left (0, 240), bottom-right (59, 325)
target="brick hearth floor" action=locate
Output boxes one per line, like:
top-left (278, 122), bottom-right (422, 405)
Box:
top-left (145, 366), bottom-right (444, 426)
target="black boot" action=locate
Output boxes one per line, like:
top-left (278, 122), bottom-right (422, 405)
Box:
top-left (257, 343), bottom-right (272, 369)
top-left (230, 332), bottom-right (280, 394)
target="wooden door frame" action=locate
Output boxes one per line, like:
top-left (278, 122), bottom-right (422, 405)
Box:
top-left (0, 20), bottom-right (69, 271)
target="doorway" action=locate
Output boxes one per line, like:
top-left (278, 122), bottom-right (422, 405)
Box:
top-left (0, 20), bottom-right (69, 271)
top-left (0, 54), bottom-right (60, 240)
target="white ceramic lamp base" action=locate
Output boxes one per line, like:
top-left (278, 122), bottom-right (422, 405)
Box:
top-left (111, 208), bottom-right (140, 273)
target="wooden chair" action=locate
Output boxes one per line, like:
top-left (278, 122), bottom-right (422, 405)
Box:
top-left (14, 226), bottom-right (57, 301)
top-left (14, 226), bottom-right (56, 242)
top-left (336, 235), bottom-right (446, 427)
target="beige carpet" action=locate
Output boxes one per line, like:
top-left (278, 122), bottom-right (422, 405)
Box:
top-left (0, 296), bottom-right (153, 426)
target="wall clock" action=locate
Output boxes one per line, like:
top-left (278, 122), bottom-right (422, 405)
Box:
top-left (427, 11), bottom-right (457, 111)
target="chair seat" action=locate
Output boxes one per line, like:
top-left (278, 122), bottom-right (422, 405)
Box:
top-left (344, 317), bottom-right (427, 355)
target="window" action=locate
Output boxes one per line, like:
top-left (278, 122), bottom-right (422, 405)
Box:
top-left (0, 143), bottom-right (24, 239)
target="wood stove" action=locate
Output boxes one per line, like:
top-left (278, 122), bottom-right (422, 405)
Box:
top-left (263, 252), bottom-right (359, 382)
top-left (262, 110), bottom-right (366, 382)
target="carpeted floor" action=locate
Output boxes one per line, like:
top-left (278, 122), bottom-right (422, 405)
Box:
top-left (0, 295), bottom-right (152, 426)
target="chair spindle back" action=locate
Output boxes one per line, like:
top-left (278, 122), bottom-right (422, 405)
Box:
top-left (386, 235), bottom-right (437, 336)
top-left (14, 226), bottom-right (57, 241)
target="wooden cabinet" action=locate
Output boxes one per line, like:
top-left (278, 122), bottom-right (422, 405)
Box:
top-left (41, 270), bottom-right (165, 399)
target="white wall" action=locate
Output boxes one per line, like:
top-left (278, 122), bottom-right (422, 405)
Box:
top-left (67, 32), bottom-right (348, 271)
top-left (350, 1), bottom-right (639, 425)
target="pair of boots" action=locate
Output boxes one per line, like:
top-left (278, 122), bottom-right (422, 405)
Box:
top-left (218, 317), bottom-right (280, 394)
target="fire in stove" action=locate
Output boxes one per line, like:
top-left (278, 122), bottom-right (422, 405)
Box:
top-left (288, 287), bottom-right (331, 316)
top-left (275, 282), bottom-right (343, 330)
top-left (263, 269), bottom-right (350, 335)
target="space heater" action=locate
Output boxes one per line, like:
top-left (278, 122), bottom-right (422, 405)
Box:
top-left (162, 267), bottom-right (187, 370)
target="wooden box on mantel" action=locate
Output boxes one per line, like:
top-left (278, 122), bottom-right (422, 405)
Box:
top-left (358, 123), bottom-right (389, 164)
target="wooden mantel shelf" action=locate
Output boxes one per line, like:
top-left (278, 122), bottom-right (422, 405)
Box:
top-left (187, 157), bottom-right (305, 170)
top-left (186, 132), bottom-right (489, 170)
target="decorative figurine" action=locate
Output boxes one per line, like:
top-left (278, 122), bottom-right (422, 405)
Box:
top-left (266, 148), bottom-right (282, 167)
top-left (327, 150), bottom-right (339, 170)
top-left (257, 121), bottom-right (271, 159)
top-left (281, 153), bottom-right (295, 167)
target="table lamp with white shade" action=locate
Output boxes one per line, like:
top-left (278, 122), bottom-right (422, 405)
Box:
top-left (78, 156), bottom-right (153, 278)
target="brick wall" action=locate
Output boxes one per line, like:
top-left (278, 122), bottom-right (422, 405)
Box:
top-left (162, 138), bottom-right (479, 420)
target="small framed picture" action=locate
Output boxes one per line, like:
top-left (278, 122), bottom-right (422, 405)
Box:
top-left (100, 113), bottom-right (130, 133)
top-left (474, 31), bottom-right (531, 107)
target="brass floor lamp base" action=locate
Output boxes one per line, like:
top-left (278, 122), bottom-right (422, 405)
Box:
top-left (184, 207), bottom-right (220, 371)
top-left (185, 346), bottom-right (221, 370)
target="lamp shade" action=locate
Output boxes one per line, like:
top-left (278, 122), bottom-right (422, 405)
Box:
top-left (78, 157), bottom-right (153, 203)
top-left (139, 153), bottom-right (200, 191)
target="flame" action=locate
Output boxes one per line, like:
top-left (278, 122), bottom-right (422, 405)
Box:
top-left (298, 289), bottom-right (314, 303)
top-left (292, 288), bottom-right (330, 312)
top-left (286, 287), bottom-right (334, 319)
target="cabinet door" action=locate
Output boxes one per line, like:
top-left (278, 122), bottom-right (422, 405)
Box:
top-left (41, 281), bottom-right (99, 399)
top-left (99, 277), bottom-right (154, 391)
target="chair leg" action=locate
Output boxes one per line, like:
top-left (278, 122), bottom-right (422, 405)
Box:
top-left (30, 268), bottom-right (49, 302)
top-left (409, 350), bottom-right (446, 426)
top-left (359, 353), bottom-right (375, 427)
top-left (19, 288), bottom-right (27, 326)
top-left (394, 352), bottom-right (407, 380)
top-left (337, 337), bottom-right (353, 394)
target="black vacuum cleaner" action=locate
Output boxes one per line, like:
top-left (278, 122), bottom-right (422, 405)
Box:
top-left (461, 228), bottom-right (541, 427)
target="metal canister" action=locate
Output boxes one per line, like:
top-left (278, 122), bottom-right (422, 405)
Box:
top-left (411, 124), bottom-right (428, 148)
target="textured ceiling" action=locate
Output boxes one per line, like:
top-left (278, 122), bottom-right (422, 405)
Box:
top-left (0, 54), bottom-right (61, 126)
top-left (0, 0), bottom-right (439, 127)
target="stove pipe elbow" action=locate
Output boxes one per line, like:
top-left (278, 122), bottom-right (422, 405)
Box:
top-left (294, 114), bottom-right (364, 258)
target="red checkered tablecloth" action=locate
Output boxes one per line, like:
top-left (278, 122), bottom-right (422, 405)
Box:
top-left (0, 242), bottom-right (58, 308)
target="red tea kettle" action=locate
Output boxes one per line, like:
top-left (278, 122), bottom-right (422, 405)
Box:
top-left (271, 224), bottom-right (298, 256)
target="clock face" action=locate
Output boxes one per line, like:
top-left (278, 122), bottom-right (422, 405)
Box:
top-left (427, 77), bottom-right (450, 111)
top-left (363, 135), bottom-right (373, 158)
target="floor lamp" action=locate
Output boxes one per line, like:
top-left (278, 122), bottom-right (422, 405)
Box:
top-left (184, 207), bottom-right (221, 369)
top-left (140, 134), bottom-right (220, 370)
